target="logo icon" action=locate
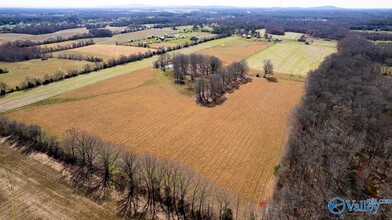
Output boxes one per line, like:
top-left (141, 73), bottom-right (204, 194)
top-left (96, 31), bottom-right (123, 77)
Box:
top-left (328, 197), bottom-right (346, 215)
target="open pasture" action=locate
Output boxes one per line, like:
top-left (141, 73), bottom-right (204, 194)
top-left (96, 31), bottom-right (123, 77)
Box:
top-left (9, 66), bottom-right (304, 202)
top-left (0, 59), bottom-right (90, 90)
top-left (53, 44), bottom-right (155, 61)
top-left (0, 28), bottom-right (89, 42)
top-left (198, 37), bottom-right (271, 64)
top-left (246, 40), bottom-right (336, 76)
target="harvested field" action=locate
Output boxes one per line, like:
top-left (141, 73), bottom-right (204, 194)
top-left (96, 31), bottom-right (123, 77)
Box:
top-left (9, 67), bottom-right (304, 202)
top-left (198, 37), bottom-right (271, 64)
top-left (53, 44), bottom-right (155, 61)
top-left (0, 58), bottom-right (90, 89)
top-left (247, 40), bottom-right (336, 76)
top-left (0, 140), bottom-right (118, 220)
top-left (0, 28), bottom-right (89, 42)
top-left (93, 28), bottom-right (180, 45)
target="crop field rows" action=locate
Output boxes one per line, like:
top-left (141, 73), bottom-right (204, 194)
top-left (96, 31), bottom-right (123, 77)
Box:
top-left (9, 66), bottom-right (304, 202)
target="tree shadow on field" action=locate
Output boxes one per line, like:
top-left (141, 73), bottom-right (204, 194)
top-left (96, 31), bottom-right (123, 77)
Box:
top-left (265, 76), bottom-right (278, 83)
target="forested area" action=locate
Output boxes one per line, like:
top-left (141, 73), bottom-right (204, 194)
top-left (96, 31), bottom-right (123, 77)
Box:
top-left (263, 36), bottom-right (392, 219)
top-left (0, 116), bottom-right (257, 219)
top-left (155, 54), bottom-right (251, 107)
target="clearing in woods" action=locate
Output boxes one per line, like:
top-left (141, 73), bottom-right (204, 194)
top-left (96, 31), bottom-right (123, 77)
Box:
top-left (0, 58), bottom-right (90, 90)
top-left (246, 40), bottom-right (337, 76)
top-left (53, 44), bottom-right (156, 61)
top-left (0, 140), bottom-right (118, 219)
top-left (8, 66), bottom-right (304, 202)
top-left (198, 37), bottom-right (271, 64)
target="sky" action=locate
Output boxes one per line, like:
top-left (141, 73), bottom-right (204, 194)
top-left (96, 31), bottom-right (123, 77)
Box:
top-left (1, 0), bottom-right (392, 9)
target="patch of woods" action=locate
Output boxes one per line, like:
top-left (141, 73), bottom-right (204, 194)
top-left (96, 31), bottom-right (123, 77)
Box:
top-left (10, 23), bottom-right (79, 35)
top-left (154, 53), bottom-right (252, 107)
top-left (0, 39), bottom-right (95, 62)
top-left (0, 116), bottom-right (258, 220)
top-left (263, 36), bottom-right (392, 219)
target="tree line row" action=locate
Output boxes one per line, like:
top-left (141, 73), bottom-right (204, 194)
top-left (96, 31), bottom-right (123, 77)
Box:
top-left (0, 39), bottom-right (95, 62)
top-left (0, 116), bottom-right (257, 220)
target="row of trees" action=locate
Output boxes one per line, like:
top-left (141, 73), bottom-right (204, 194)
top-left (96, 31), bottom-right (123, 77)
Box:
top-left (263, 36), bottom-right (392, 219)
top-left (0, 39), bottom-right (95, 62)
top-left (11, 22), bottom-right (79, 35)
top-left (57, 53), bottom-right (103, 62)
top-left (156, 53), bottom-right (252, 107)
top-left (4, 50), bottom-right (153, 93)
top-left (0, 116), bottom-right (257, 219)
top-left (40, 39), bottom-right (95, 53)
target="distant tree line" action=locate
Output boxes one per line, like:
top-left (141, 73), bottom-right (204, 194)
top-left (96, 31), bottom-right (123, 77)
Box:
top-left (0, 39), bottom-right (95, 62)
top-left (263, 36), bottom-right (392, 219)
top-left (155, 53), bottom-right (251, 107)
top-left (357, 31), bottom-right (392, 41)
top-left (0, 116), bottom-right (257, 219)
top-left (40, 39), bottom-right (95, 53)
top-left (57, 54), bottom-right (103, 62)
top-left (11, 22), bottom-right (79, 35)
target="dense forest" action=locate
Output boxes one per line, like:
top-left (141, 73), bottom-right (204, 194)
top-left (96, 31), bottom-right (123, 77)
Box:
top-left (263, 36), bottom-right (392, 219)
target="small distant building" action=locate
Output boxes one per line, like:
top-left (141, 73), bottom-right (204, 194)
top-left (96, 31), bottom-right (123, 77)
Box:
top-left (190, 36), bottom-right (199, 41)
top-left (160, 36), bottom-right (165, 40)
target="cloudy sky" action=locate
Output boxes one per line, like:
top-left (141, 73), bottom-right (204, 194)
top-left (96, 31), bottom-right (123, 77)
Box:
top-left (1, 0), bottom-right (391, 9)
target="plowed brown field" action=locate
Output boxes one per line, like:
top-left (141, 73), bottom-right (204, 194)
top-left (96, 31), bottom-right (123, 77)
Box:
top-left (9, 67), bottom-right (304, 202)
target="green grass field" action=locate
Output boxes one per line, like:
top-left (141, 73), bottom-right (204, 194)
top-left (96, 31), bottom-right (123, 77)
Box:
top-left (0, 58), bottom-right (90, 89)
top-left (0, 37), bottom-right (237, 113)
top-left (246, 40), bottom-right (337, 76)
